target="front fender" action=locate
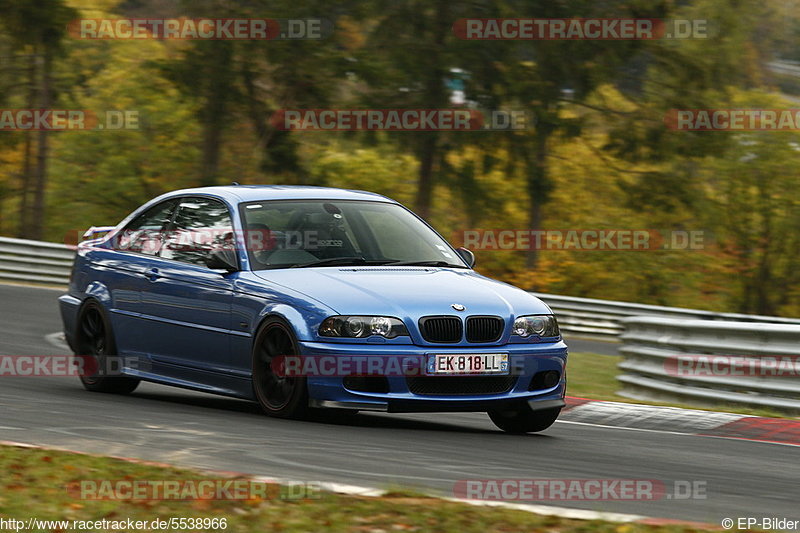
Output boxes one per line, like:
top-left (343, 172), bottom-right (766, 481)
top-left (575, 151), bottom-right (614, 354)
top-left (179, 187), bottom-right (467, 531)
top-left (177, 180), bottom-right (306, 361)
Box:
top-left (254, 303), bottom-right (318, 341)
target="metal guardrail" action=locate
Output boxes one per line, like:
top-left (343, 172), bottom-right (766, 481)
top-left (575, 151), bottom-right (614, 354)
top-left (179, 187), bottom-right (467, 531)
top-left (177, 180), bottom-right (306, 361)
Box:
top-left (1, 236), bottom-right (799, 340)
top-left (532, 293), bottom-right (800, 338)
top-left (618, 317), bottom-right (800, 412)
top-left (766, 59), bottom-right (800, 78)
top-left (0, 237), bottom-right (74, 286)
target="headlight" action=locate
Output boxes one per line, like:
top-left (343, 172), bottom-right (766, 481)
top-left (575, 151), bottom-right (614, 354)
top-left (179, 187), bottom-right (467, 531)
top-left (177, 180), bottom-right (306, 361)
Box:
top-left (319, 316), bottom-right (409, 339)
top-left (512, 314), bottom-right (559, 338)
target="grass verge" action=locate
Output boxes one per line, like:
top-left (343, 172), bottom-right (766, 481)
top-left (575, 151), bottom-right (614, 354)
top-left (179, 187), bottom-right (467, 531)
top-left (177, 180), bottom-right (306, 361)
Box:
top-left (0, 443), bottom-right (726, 533)
top-left (566, 351), bottom-right (791, 419)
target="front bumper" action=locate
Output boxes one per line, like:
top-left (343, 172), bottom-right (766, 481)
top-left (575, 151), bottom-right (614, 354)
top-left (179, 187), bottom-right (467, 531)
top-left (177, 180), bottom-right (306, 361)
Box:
top-left (58, 294), bottom-right (81, 353)
top-left (299, 339), bottom-right (567, 413)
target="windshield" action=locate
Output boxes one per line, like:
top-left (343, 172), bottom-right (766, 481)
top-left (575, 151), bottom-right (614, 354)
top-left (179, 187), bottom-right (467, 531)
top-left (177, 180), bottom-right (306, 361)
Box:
top-left (239, 200), bottom-right (467, 270)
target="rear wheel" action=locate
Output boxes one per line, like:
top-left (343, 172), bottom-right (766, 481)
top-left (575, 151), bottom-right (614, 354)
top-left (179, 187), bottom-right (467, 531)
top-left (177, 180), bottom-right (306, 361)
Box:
top-left (252, 318), bottom-right (309, 419)
top-left (488, 403), bottom-right (561, 434)
top-left (76, 301), bottom-right (140, 394)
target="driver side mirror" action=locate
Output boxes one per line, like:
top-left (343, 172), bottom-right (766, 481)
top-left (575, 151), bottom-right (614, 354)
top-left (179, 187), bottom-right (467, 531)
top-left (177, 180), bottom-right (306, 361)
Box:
top-left (456, 247), bottom-right (476, 268)
top-left (206, 248), bottom-right (239, 273)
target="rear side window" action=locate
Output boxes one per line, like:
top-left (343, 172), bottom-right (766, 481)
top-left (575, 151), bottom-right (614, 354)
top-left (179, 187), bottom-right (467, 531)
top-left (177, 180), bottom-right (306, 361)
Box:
top-left (160, 197), bottom-right (234, 267)
top-left (115, 200), bottom-right (176, 256)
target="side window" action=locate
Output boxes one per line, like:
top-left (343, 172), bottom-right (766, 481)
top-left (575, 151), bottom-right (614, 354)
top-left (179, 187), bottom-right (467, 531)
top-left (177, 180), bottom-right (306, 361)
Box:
top-left (160, 197), bottom-right (234, 267)
top-left (115, 200), bottom-right (175, 256)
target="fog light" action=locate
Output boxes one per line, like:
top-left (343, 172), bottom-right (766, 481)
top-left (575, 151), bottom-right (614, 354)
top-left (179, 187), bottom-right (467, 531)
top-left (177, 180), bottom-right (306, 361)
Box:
top-left (542, 370), bottom-right (560, 388)
top-left (528, 370), bottom-right (561, 391)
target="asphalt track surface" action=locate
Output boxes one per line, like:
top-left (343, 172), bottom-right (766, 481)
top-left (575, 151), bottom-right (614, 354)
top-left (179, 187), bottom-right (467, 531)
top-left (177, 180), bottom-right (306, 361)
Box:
top-left (0, 284), bottom-right (796, 524)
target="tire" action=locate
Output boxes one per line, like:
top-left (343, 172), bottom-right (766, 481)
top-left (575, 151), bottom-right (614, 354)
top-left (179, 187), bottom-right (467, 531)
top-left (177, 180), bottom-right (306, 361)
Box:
top-left (252, 317), bottom-right (309, 419)
top-left (488, 403), bottom-right (561, 434)
top-left (76, 301), bottom-right (140, 394)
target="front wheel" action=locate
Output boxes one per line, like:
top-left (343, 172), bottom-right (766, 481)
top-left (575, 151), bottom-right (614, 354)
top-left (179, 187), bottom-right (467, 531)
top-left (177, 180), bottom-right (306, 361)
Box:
top-left (488, 404), bottom-right (561, 434)
top-left (76, 301), bottom-right (140, 394)
top-left (252, 318), bottom-right (309, 419)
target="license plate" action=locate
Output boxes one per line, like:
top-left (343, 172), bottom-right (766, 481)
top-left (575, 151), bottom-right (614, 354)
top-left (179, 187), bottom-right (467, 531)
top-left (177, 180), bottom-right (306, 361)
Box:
top-left (427, 353), bottom-right (508, 375)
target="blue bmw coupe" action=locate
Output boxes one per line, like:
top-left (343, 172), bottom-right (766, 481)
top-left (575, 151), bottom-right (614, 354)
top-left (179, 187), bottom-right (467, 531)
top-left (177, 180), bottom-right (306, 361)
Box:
top-left (59, 185), bottom-right (567, 433)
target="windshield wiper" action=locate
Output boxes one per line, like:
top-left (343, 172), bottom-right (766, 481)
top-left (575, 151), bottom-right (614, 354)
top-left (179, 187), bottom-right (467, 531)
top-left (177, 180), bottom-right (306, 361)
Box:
top-left (384, 260), bottom-right (467, 268)
top-left (288, 256), bottom-right (370, 268)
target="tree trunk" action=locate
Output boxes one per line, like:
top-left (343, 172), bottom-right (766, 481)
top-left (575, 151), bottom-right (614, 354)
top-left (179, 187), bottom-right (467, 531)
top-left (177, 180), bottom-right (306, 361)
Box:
top-left (526, 190), bottom-right (543, 269)
top-left (18, 134), bottom-right (33, 239)
top-left (17, 55), bottom-right (36, 239)
top-left (754, 178), bottom-right (774, 315)
top-left (199, 43), bottom-right (233, 186)
top-left (525, 128), bottom-right (551, 270)
top-left (755, 256), bottom-right (773, 315)
top-left (414, 135), bottom-right (438, 220)
top-left (200, 105), bottom-right (224, 187)
top-left (412, 0), bottom-right (449, 220)
top-left (30, 49), bottom-right (51, 240)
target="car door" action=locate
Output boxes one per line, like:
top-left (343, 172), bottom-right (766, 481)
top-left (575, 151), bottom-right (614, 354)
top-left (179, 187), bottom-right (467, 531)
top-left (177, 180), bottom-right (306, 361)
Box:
top-left (103, 198), bottom-right (178, 360)
top-left (137, 196), bottom-right (236, 373)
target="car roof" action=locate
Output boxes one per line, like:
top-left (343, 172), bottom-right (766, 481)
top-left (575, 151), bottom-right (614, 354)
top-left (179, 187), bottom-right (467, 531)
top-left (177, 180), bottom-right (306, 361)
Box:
top-left (163, 185), bottom-right (397, 204)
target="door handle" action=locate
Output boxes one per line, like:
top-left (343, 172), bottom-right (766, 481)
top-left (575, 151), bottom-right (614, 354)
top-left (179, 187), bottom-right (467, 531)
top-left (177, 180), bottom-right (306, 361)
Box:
top-left (144, 268), bottom-right (160, 281)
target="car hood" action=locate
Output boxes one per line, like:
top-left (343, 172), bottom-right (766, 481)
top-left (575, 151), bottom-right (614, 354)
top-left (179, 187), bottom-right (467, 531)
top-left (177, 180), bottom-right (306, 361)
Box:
top-left (251, 267), bottom-right (550, 319)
